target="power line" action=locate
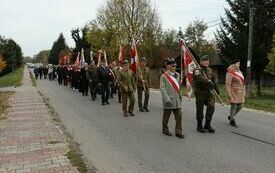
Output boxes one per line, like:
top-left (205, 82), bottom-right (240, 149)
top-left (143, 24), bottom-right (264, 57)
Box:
top-left (206, 19), bottom-right (220, 24)
top-left (207, 22), bottom-right (221, 28)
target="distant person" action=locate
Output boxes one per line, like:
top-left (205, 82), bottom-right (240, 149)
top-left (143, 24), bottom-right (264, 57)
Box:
top-left (34, 66), bottom-right (39, 79)
top-left (56, 65), bottom-right (63, 85)
top-left (43, 65), bottom-right (48, 79)
top-left (108, 62), bottom-right (116, 98)
top-left (38, 66), bottom-right (43, 79)
top-left (80, 63), bottom-right (89, 96)
top-left (226, 59), bottom-right (245, 127)
top-left (113, 62), bottom-right (122, 103)
top-left (137, 57), bottom-right (151, 112)
top-left (97, 60), bottom-right (111, 105)
top-left (87, 61), bottom-right (98, 101)
top-left (160, 58), bottom-right (184, 139)
top-left (48, 65), bottom-right (53, 81)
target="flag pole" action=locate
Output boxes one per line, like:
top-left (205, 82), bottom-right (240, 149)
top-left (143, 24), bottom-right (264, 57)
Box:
top-left (182, 40), bottom-right (224, 106)
top-left (132, 37), bottom-right (146, 91)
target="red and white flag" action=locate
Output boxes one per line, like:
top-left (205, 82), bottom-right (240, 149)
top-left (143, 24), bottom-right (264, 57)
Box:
top-left (74, 52), bottom-right (80, 69)
top-left (179, 39), bottom-right (197, 98)
top-left (130, 39), bottom-right (139, 73)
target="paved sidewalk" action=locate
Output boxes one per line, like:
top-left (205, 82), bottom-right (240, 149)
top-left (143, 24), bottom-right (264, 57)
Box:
top-left (0, 67), bottom-right (79, 173)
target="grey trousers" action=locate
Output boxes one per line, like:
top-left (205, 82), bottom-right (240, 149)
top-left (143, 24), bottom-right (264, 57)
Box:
top-left (229, 103), bottom-right (243, 120)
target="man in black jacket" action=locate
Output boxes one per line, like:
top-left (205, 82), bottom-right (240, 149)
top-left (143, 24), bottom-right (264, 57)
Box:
top-left (97, 60), bottom-right (111, 105)
top-left (80, 63), bottom-right (89, 96)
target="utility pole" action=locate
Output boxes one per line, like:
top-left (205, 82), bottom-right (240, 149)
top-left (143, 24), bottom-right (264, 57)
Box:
top-left (246, 0), bottom-right (255, 97)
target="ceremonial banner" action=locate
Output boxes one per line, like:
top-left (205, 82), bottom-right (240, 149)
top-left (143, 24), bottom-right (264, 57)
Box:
top-left (74, 52), bottom-right (80, 69)
top-left (80, 48), bottom-right (85, 68)
top-left (179, 39), bottom-right (196, 97)
top-left (130, 39), bottom-right (139, 73)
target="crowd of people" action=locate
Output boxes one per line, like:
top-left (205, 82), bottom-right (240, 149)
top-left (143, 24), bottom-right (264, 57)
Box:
top-left (32, 55), bottom-right (245, 140)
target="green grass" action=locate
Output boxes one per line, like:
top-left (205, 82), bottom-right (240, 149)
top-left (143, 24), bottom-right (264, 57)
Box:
top-left (181, 85), bottom-right (275, 113)
top-left (0, 67), bottom-right (24, 88)
top-left (48, 141), bottom-right (62, 144)
top-left (66, 148), bottom-right (88, 173)
top-left (29, 71), bottom-right (36, 86)
top-left (0, 91), bottom-right (14, 119)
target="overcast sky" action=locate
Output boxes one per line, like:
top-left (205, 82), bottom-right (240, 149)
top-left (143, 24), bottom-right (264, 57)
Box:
top-left (0, 0), bottom-right (227, 57)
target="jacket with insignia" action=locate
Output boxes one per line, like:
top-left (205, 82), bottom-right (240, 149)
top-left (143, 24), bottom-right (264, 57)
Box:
top-left (137, 66), bottom-right (151, 88)
top-left (193, 66), bottom-right (218, 98)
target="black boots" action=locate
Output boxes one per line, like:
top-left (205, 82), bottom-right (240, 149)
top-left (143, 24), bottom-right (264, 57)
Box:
top-left (197, 120), bottom-right (205, 133)
top-left (228, 116), bottom-right (238, 127)
top-left (204, 119), bottom-right (215, 133)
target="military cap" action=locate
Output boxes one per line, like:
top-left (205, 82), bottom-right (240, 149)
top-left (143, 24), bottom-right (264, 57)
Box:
top-left (200, 55), bottom-right (209, 61)
top-left (166, 58), bottom-right (177, 65)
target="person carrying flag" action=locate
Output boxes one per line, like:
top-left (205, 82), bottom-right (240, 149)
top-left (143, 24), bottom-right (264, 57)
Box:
top-left (160, 58), bottom-right (184, 139)
top-left (137, 57), bottom-right (151, 112)
top-left (193, 55), bottom-right (219, 133)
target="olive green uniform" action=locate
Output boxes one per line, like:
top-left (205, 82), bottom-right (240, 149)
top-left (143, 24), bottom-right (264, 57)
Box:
top-left (193, 66), bottom-right (217, 122)
top-left (118, 69), bottom-right (136, 114)
top-left (113, 67), bottom-right (122, 103)
top-left (137, 66), bottom-right (151, 110)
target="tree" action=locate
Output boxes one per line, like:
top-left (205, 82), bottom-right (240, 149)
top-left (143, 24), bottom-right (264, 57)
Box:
top-left (0, 36), bottom-right (23, 75)
top-left (183, 19), bottom-right (208, 56)
top-left (33, 50), bottom-right (50, 64)
top-left (48, 33), bottom-right (68, 65)
top-left (216, 0), bottom-right (275, 95)
top-left (23, 56), bottom-right (32, 63)
top-left (0, 55), bottom-right (7, 73)
top-left (71, 27), bottom-right (91, 63)
top-left (265, 33), bottom-right (275, 75)
top-left (86, 0), bottom-right (162, 64)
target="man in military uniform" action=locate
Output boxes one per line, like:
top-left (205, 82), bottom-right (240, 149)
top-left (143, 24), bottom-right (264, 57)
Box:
top-left (193, 55), bottom-right (219, 133)
top-left (118, 60), bottom-right (136, 117)
top-left (160, 58), bottom-right (184, 139)
top-left (137, 57), bottom-right (151, 112)
top-left (87, 60), bottom-right (98, 100)
top-left (112, 61), bottom-right (122, 103)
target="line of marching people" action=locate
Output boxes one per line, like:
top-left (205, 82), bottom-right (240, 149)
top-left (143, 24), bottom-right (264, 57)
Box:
top-left (54, 56), bottom-right (150, 116)
top-left (33, 64), bottom-right (55, 80)
top-left (40, 42), bottom-right (246, 140)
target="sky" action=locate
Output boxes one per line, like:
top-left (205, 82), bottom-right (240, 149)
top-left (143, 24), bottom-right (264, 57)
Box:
top-left (0, 0), bottom-right (228, 57)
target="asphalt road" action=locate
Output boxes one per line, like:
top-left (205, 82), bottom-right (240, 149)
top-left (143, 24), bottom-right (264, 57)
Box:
top-left (34, 76), bottom-right (275, 173)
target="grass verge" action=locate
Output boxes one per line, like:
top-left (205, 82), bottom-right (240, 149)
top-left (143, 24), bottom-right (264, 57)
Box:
top-left (29, 70), bottom-right (37, 86)
top-left (66, 145), bottom-right (88, 173)
top-left (0, 91), bottom-right (14, 119)
top-left (0, 67), bottom-right (24, 88)
top-left (181, 85), bottom-right (275, 114)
